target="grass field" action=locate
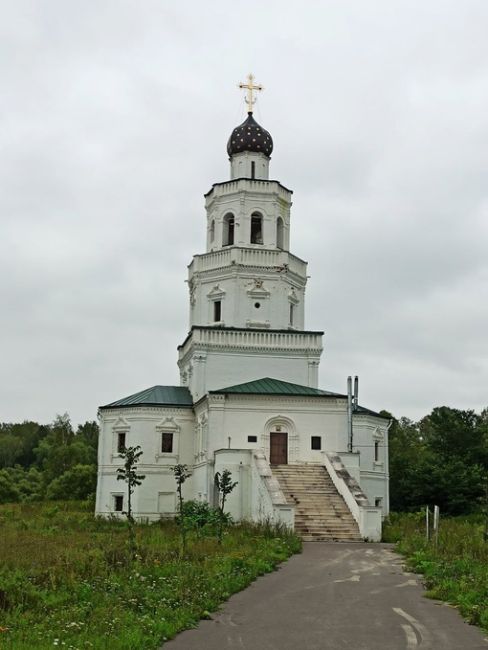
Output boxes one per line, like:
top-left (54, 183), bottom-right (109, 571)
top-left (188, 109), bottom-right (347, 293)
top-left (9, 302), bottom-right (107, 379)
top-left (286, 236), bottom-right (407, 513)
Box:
top-left (383, 512), bottom-right (488, 630)
top-left (0, 501), bottom-right (301, 649)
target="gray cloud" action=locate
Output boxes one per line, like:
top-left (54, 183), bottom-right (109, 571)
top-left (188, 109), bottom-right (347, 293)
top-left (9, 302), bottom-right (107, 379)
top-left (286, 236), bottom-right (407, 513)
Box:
top-left (1, 0), bottom-right (487, 424)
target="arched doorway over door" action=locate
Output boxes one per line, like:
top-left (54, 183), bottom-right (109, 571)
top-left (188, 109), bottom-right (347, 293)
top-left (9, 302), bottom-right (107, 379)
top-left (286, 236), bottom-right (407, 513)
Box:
top-left (263, 416), bottom-right (298, 465)
top-left (270, 430), bottom-right (288, 465)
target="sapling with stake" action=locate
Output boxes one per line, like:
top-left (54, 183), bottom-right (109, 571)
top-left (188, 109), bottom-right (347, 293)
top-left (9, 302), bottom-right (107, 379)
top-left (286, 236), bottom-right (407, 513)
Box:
top-left (172, 464), bottom-right (192, 553)
top-left (214, 469), bottom-right (238, 543)
top-left (116, 445), bottom-right (145, 558)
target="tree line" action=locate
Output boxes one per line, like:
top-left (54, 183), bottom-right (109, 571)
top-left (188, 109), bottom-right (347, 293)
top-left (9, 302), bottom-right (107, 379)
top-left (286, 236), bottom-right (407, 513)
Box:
top-left (1, 405), bottom-right (487, 514)
top-left (0, 414), bottom-right (98, 504)
top-left (383, 405), bottom-right (488, 515)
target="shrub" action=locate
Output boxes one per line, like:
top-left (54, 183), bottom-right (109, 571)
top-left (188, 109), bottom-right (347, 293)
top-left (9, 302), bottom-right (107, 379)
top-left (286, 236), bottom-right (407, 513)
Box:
top-left (46, 464), bottom-right (97, 500)
top-left (181, 500), bottom-right (229, 532)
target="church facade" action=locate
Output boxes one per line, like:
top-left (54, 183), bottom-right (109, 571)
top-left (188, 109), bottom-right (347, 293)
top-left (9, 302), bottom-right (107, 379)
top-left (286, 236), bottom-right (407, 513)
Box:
top-left (96, 78), bottom-right (389, 541)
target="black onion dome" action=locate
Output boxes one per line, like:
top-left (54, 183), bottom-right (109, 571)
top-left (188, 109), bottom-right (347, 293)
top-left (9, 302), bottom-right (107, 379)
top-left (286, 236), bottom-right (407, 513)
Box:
top-left (227, 112), bottom-right (273, 157)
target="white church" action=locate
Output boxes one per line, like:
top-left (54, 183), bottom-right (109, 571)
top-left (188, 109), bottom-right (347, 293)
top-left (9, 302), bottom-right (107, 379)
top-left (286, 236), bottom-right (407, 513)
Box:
top-left (96, 76), bottom-right (389, 541)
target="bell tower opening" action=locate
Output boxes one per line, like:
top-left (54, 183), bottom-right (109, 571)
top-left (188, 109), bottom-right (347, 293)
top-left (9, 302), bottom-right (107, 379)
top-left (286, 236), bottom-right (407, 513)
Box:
top-left (250, 212), bottom-right (263, 244)
top-left (223, 214), bottom-right (235, 246)
top-left (276, 217), bottom-right (284, 249)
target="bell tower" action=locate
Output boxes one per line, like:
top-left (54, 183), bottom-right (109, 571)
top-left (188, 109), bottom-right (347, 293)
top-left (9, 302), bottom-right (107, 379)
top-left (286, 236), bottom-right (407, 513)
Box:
top-left (178, 75), bottom-right (323, 400)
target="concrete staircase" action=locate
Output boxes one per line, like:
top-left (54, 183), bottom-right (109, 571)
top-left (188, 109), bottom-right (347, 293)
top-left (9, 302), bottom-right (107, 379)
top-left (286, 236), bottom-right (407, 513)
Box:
top-left (272, 464), bottom-right (362, 542)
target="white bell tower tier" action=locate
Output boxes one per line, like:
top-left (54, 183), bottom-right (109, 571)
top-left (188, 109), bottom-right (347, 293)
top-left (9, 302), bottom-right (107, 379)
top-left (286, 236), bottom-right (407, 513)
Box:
top-left (178, 83), bottom-right (323, 401)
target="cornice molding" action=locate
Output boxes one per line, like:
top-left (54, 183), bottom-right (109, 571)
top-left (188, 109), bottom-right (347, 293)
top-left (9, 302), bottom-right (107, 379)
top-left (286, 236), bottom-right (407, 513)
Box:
top-left (101, 407), bottom-right (195, 419)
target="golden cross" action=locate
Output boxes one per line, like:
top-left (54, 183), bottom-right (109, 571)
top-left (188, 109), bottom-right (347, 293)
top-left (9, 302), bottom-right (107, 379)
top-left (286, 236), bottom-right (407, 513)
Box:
top-left (238, 73), bottom-right (263, 113)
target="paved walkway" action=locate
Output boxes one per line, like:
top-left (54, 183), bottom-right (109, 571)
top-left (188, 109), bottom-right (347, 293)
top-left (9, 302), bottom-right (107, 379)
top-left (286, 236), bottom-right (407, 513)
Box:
top-left (165, 543), bottom-right (488, 649)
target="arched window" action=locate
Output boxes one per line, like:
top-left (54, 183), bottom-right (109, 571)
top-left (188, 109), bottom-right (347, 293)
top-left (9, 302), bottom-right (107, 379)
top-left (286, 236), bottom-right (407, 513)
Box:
top-left (223, 213), bottom-right (235, 246)
top-left (210, 219), bottom-right (215, 243)
top-left (250, 212), bottom-right (263, 245)
top-left (276, 217), bottom-right (284, 249)
top-left (251, 161), bottom-right (256, 179)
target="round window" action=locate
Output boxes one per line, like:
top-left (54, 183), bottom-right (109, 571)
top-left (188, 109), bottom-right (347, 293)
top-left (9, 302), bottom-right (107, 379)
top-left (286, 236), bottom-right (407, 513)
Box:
top-left (254, 302), bottom-right (261, 309)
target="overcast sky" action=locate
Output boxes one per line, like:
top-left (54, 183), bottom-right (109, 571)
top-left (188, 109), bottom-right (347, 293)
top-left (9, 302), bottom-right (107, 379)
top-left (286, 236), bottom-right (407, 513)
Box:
top-left (1, 1), bottom-right (487, 426)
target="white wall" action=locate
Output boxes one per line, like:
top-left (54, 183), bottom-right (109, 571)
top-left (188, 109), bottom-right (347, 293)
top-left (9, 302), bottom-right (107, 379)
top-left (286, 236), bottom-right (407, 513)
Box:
top-left (205, 394), bottom-right (347, 461)
top-left (96, 405), bottom-right (195, 520)
top-left (353, 414), bottom-right (390, 516)
top-left (190, 267), bottom-right (307, 331)
top-left (178, 327), bottom-right (323, 400)
top-left (230, 151), bottom-right (269, 181)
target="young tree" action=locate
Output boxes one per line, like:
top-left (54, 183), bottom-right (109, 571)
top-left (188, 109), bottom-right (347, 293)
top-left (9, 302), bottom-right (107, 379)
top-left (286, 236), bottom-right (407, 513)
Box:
top-left (214, 469), bottom-right (238, 543)
top-left (172, 464), bottom-right (192, 553)
top-left (116, 446), bottom-right (145, 524)
top-left (116, 445), bottom-right (145, 559)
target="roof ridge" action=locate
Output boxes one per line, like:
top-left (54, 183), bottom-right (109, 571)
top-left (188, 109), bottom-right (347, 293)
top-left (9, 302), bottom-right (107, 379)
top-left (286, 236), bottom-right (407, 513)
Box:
top-left (210, 376), bottom-right (336, 397)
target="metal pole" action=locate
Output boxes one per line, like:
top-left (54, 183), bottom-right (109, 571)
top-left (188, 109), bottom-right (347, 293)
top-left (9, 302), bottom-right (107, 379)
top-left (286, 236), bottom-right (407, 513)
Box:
top-left (347, 376), bottom-right (353, 453)
top-left (353, 375), bottom-right (359, 411)
top-left (433, 505), bottom-right (439, 547)
top-left (426, 505), bottom-right (430, 542)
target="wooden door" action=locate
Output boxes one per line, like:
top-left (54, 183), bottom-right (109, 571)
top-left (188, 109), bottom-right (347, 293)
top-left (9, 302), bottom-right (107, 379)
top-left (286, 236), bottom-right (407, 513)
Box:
top-left (270, 432), bottom-right (288, 465)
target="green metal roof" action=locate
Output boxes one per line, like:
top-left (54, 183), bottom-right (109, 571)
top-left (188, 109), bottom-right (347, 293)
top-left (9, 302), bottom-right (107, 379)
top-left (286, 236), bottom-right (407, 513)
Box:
top-left (100, 385), bottom-right (193, 409)
top-left (211, 377), bottom-right (343, 397)
top-left (354, 405), bottom-right (390, 420)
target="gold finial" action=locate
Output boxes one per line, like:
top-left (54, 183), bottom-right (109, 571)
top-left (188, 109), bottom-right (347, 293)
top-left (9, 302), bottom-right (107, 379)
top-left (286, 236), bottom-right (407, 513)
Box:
top-left (238, 73), bottom-right (263, 113)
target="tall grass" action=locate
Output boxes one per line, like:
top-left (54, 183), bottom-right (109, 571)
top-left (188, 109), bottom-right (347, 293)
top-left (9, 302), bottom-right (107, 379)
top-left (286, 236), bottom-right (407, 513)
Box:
top-left (0, 501), bottom-right (301, 649)
top-left (383, 512), bottom-right (488, 630)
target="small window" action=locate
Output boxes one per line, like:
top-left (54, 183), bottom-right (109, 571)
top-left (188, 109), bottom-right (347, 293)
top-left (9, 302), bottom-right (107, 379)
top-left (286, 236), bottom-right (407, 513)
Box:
top-left (161, 432), bottom-right (174, 454)
top-left (374, 441), bottom-right (380, 462)
top-left (251, 161), bottom-right (256, 179)
top-left (114, 495), bottom-right (124, 512)
top-left (117, 432), bottom-right (126, 454)
top-left (210, 219), bottom-right (215, 242)
top-left (289, 304), bottom-right (294, 326)
top-left (250, 213), bottom-right (263, 244)
top-left (375, 497), bottom-right (383, 508)
top-left (311, 436), bottom-right (322, 450)
top-left (254, 302), bottom-right (261, 309)
top-left (213, 300), bottom-right (221, 322)
top-left (248, 435), bottom-right (257, 443)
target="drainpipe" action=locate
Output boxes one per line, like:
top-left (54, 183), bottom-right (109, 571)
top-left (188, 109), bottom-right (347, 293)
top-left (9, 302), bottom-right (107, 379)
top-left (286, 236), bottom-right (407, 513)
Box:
top-left (385, 418), bottom-right (393, 515)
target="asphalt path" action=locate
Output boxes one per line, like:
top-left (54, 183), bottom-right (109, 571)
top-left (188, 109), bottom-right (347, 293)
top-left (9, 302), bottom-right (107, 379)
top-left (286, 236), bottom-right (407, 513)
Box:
top-left (164, 542), bottom-right (488, 649)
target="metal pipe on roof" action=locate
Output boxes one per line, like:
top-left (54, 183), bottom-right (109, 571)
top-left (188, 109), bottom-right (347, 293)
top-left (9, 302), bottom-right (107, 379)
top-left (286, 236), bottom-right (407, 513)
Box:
top-left (347, 376), bottom-right (353, 453)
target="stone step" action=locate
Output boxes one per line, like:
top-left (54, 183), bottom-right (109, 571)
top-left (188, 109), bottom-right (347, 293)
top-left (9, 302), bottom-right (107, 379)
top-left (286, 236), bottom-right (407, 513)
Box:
top-left (296, 518), bottom-right (352, 524)
top-left (297, 520), bottom-right (353, 526)
top-left (295, 525), bottom-right (360, 533)
top-left (299, 536), bottom-right (361, 541)
top-left (296, 528), bottom-right (359, 535)
top-left (297, 529), bottom-right (361, 537)
top-left (294, 508), bottom-right (352, 514)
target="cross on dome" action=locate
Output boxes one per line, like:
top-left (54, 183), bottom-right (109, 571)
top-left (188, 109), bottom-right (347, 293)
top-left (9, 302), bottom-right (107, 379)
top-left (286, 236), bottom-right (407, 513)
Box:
top-left (238, 73), bottom-right (263, 113)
